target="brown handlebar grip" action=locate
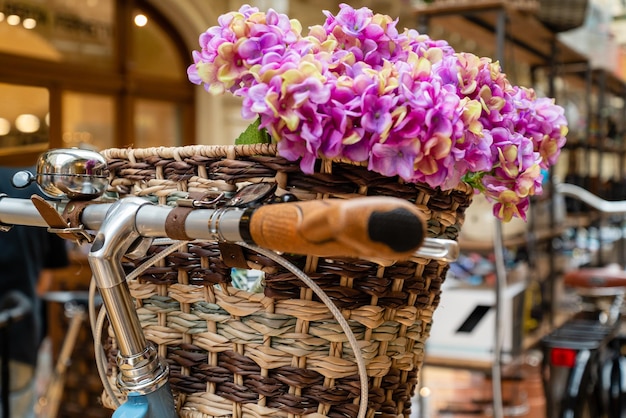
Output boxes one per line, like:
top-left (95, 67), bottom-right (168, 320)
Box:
top-left (245, 197), bottom-right (426, 259)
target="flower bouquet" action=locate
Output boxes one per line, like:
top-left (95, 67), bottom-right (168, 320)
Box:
top-left (188, 3), bottom-right (568, 222)
top-left (98, 5), bottom-right (568, 418)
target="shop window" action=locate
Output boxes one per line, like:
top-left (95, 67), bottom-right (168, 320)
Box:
top-left (0, 0), bottom-right (114, 67)
top-left (135, 99), bottom-right (181, 148)
top-left (0, 1), bottom-right (194, 165)
top-left (62, 92), bottom-right (114, 150)
top-left (0, 82), bottom-right (49, 160)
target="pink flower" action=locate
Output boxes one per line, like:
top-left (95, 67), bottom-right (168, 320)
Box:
top-left (369, 139), bottom-right (420, 179)
top-left (324, 4), bottom-right (373, 38)
top-left (361, 93), bottom-right (394, 135)
top-left (188, 4), bottom-right (569, 222)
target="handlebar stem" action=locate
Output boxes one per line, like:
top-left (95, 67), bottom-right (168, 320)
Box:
top-left (87, 198), bottom-right (170, 397)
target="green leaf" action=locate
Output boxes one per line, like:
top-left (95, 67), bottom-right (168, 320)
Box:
top-left (235, 117), bottom-right (272, 145)
top-left (463, 171), bottom-right (486, 192)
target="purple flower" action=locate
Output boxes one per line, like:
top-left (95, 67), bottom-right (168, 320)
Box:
top-left (238, 33), bottom-right (282, 65)
top-left (361, 93), bottom-right (394, 135)
top-left (287, 76), bottom-right (331, 106)
top-left (325, 4), bottom-right (373, 38)
top-left (188, 4), bottom-right (569, 222)
top-left (369, 139), bottom-right (420, 179)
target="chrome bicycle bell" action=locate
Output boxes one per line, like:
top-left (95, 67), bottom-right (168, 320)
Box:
top-left (12, 148), bottom-right (109, 200)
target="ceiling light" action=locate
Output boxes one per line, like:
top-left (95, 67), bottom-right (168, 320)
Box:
top-left (134, 14), bottom-right (147, 27)
top-left (0, 13), bottom-right (5, 22)
top-left (6, 15), bottom-right (20, 26)
top-left (23, 18), bottom-right (36, 29)
top-left (0, 118), bottom-right (10, 136)
top-left (15, 114), bottom-right (40, 133)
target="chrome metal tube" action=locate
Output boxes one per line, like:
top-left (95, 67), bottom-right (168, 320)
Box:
top-left (88, 197), bottom-right (150, 355)
top-left (0, 197), bottom-right (51, 227)
top-left (87, 197), bottom-right (170, 398)
top-left (0, 196), bottom-right (240, 238)
top-left (0, 196), bottom-right (458, 261)
top-left (126, 204), bottom-right (246, 242)
top-left (414, 238), bottom-right (459, 263)
top-left (556, 183), bottom-right (626, 214)
top-left (99, 284), bottom-right (147, 356)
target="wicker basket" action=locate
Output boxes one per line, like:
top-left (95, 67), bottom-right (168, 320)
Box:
top-left (413, 0), bottom-right (539, 12)
top-left (536, 0), bottom-right (588, 33)
top-left (99, 143), bottom-right (473, 418)
top-left (414, 0), bottom-right (588, 33)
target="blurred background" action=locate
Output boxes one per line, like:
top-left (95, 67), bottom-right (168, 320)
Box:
top-left (0, 0), bottom-right (420, 167)
top-left (0, 0), bottom-right (623, 166)
top-left (3, 1), bottom-right (626, 417)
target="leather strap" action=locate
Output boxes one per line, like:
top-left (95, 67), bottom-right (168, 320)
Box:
top-left (165, 191), bottom-right (249, 267)
top-left (31, 195), bottom-right (92, 242)
top-left (218, 242), bottom-right (249, 269)
top-left (62, 200), bottom-right (96, 229)
top-left (165, 206), bottom-right (193, 241)
top-left (31, 195), bottom-right (66, 228)
top-left (165, 192), bottom-right (221, 240)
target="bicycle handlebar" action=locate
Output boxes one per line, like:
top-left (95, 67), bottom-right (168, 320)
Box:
top-left (556, 182), bottom-right (626, 215)
top-left (0, 291), bottom-right (32, 329)
top-left (0, 195), bottom-right (427, 260)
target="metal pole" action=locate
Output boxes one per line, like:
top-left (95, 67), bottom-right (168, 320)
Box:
top-left (491, 8), bottom-right (507, 418)
top-left (546, 40), bottom-right (558, 328)
top-left (597, 70), bottom-right (607, 267)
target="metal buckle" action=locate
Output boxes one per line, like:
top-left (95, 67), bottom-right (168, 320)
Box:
top-left (176, 193), bottom-right (225, 208)
top-left (47, 225), bottom-right (94, 244)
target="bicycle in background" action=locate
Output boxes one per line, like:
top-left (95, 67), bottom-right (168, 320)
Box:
top-left (541, 183), bottom-right (626, 418)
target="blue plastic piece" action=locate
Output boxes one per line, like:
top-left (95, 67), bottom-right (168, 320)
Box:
top-left (112, 393), bottom-right (149, 418)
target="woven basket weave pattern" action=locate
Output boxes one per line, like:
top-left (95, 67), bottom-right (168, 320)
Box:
top-left (100, 144), bottom-right (473, 418)
top-left (417, 0), bottom-right (538, 11)
top-left (537, 0), bottom-right (588, 32)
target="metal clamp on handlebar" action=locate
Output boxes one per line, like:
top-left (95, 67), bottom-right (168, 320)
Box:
top-left (166, 192), bottom-right (232, 240)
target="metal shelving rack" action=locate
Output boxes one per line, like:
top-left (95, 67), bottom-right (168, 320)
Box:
top-left (413, 2), bottom-right (589, 417)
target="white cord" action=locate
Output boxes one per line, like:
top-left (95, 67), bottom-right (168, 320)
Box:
top-left (95, 305), bottom-right (120, 407)
top-left (238, 242), bottom-right (370, 418)
top-left (126, 239), bottom-right (189, 282)
top-left (90, 238), bottom-right (369, 417)
top-left (89, 277), bottom-right (98, 337)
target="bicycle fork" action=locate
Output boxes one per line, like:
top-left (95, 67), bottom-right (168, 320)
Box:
top-left (87, 197), bottom-right (176, 418)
